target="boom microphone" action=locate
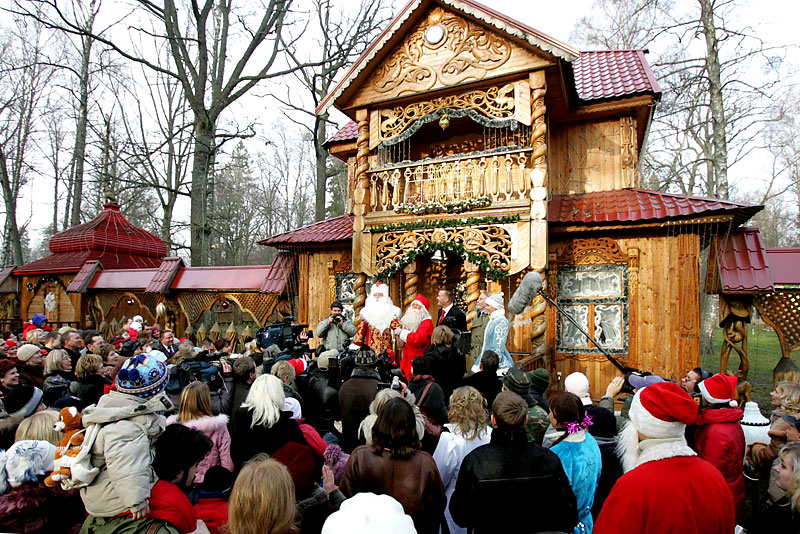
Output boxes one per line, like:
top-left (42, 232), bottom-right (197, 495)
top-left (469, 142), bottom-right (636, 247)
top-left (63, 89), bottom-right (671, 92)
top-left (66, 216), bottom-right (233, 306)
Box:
top-left (508, 271), bottom-right (543, 315)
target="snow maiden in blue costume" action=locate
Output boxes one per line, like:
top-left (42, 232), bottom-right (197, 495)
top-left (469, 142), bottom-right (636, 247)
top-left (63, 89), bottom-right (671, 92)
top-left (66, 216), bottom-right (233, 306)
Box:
top-left (547, 392), bottom-right (602, 534)
top-left (472, 292), bottom-right (513, 374)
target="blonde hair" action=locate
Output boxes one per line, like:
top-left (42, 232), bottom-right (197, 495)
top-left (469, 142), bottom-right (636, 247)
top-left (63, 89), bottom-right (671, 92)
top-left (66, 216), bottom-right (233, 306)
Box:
top-left (44, 349), bottom-right (69, 374)
top-left (243, 340), bottom-right (258, 356)
top-left (241, 374), bottom-right (284, 428)
top-left (15, 409), bottom-right (59, 445)
top-left (178, 381), bottom-right (213, 423)
top-left (227, 454), bottom-right (296, 534)
top-left (26, 329), bottom-right (44, 343)
top-left (777, 382), bottom-right (800, 415)
top-left (780, 442), bottom-right (800, 512)
top-left (448, 386), bottom-right (490, 440)
top-left (432, 325), bottom-right (454, 346)
top-left (75, 354), bottom-right (103, 378)
top-left (271, 360), bottom-right (296, 385)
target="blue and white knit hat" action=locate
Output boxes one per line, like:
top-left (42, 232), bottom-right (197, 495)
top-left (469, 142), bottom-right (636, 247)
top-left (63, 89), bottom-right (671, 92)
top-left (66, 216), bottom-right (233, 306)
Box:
top-left (115, 353), bottom-right (168, 399)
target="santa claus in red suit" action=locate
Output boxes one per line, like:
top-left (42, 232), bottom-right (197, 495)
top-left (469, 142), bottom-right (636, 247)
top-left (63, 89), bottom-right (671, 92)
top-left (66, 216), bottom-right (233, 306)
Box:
top-left (594, 381), bottom-right (736, 534)
top-left (394, 294), bottom-right (433, 379)
top-left (350, 282), bottom-right (401, 361)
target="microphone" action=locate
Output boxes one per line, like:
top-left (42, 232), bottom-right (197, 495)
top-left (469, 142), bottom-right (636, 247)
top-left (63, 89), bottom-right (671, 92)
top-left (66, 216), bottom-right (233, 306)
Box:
top-left (508, 271), bottom-right (543, 315)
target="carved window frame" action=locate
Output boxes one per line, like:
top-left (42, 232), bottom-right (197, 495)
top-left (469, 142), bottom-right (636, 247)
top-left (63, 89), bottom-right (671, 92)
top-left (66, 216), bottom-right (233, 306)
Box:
top-left (555, 264), bottom-right (629, 354)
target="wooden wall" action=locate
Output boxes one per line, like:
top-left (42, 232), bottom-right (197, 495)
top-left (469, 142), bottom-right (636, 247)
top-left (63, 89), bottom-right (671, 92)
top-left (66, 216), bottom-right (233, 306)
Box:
top-left (547, 231), bottom-right (701, 400)
top-left (21, 275), bottom-right (82, 324)
top-left (549, 117), bottom-right (638, 195)
top-left (301, 247), bottom-right (352, 350)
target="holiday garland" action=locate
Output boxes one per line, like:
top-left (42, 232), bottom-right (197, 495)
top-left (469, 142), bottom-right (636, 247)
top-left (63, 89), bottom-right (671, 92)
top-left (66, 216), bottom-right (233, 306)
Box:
top-left (376, 240), bottom-right (508, 282)
top-left (368, 214), bottom-right (520, 234)
top-left (394, 196), bottom-right (491, 215)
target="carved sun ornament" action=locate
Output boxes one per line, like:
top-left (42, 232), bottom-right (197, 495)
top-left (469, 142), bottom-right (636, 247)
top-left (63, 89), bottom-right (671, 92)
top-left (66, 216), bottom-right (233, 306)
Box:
top-left (425, 24), bottom-right (445, 45)
top-left (44, 292), bottom-right (56, 312)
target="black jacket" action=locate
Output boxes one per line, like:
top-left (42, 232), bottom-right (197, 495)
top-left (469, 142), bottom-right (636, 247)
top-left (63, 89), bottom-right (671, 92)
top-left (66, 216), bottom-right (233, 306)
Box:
top-left (338, 368), bottom-right (380, 453)
top-left (306, 372), bottom-right (339, 436)
top-left (450, 427), bottom-right (578, 534)
top-left (463, 370), bottom-right (502, 410)
top-left (230, 408), bottom-right (308, 468)
top-left (437, 306), bottom-right (468, 333)
top-left (420, 344), bottom-right (465, 400)
top-left (69, 374), bottom-right (106, 407)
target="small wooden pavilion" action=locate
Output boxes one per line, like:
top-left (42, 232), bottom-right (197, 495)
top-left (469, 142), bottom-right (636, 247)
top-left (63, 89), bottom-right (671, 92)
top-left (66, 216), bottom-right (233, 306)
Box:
top-left (263, 0), bottom-right (763, 397)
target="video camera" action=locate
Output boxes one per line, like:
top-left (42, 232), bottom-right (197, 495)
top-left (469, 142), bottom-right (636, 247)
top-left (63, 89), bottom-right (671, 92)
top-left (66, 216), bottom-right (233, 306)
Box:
top-left (255, 317), bottom-right (312, 354)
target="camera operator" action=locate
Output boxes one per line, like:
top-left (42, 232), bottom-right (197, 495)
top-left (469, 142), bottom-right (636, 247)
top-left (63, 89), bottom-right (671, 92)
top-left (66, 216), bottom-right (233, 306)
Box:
top-left (316, 300), bottom-right (356, 352)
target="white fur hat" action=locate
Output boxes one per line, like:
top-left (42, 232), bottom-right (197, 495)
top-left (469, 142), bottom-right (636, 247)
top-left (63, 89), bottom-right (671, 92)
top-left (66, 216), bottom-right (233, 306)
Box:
top-left (485, 292), bottom-right (504, 310)
top-left (564, 372), bottom-right (592, 406)
top-left (322, 492), bottom-right (416, 534)
top-left (370, 282), bottom-right (389, 298)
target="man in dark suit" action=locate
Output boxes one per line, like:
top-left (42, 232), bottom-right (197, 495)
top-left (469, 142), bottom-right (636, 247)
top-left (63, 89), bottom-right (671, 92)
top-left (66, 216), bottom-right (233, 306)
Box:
top-left (154, 329), bottom-right (180, 358)
top-left (436, 288), bottom-right (467, 333)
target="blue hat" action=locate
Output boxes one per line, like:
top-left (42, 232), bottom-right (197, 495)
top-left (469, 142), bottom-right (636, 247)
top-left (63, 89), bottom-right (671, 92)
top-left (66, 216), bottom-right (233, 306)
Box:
top-left (115, 353), bottom-right (168, 398)
top-left (31, 313), bottom-right (48, 327)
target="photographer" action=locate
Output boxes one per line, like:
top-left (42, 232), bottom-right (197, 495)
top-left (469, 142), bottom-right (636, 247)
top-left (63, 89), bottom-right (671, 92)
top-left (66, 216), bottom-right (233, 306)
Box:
top-left (316, 300), bottom-right (356, 352)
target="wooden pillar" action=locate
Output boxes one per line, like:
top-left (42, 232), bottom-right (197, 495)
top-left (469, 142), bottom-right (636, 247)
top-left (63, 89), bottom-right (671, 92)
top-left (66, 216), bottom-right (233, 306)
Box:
top-left (464, 261), bottom-right (481, 329)
top-left (351, 110), bottom-right (370, 323)
top-left (352, 274), bottom-right (367, 323)
top-left (403, 261), bottom-right (419, 312)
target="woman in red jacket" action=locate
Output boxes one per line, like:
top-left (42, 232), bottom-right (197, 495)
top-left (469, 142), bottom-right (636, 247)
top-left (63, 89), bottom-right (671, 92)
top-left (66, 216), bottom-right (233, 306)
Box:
top-left (694, 373), bottom-right (746, 525)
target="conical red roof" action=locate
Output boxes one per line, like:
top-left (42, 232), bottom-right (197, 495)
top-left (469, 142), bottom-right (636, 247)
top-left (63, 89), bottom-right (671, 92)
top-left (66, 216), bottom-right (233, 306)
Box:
top-left (15, 203), bottom-right (167, 274)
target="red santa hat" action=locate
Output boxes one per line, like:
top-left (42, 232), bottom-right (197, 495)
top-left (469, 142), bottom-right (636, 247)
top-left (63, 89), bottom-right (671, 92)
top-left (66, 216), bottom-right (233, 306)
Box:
top-left (370, 282), bottom-right (389, 297)
top-left (413, 294), bottom-right (430, 309)
top-left (698, 373), bottom-right (739, 407)
top-left (628, 381), bottom-right (698, 439)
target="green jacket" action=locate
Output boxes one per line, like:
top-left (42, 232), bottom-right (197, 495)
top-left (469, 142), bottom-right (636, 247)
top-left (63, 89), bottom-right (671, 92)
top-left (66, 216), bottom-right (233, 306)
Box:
top-left (80, 516), bottom-right (179, 534)
top-left (468, 311), bottom-right (490, 369)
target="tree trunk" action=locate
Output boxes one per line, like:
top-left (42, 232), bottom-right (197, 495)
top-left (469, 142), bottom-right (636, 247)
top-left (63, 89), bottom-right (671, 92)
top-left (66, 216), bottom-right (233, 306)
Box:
top-left (314, 113), bottom-right (328, 221)
top-left (0, 151), bottom-right (24, 266)
top-left (700, 0), bottom-right (729, 199)
top-left (69, 32), bottom-right (93, 225)
top-left (190, 116), bottom-right (216, 266)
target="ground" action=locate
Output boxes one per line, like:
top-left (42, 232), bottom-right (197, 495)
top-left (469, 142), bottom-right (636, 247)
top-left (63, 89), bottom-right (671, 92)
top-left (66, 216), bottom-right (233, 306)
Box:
top-left (701, 323), bottom-right (799, 411)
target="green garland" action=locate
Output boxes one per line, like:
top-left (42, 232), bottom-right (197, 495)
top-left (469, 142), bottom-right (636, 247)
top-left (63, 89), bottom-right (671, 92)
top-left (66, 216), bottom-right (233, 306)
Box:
top-left (394, 196), bottom-right (491, 215)
top-left (377, 240), bottom-right (508, 282)
top-left (368, 214), bottom-right (520, 234)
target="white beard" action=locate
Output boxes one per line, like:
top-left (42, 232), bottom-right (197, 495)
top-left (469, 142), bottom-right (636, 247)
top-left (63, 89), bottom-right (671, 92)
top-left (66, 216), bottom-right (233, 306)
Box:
top-left (617, 420), bottom-right (642, 474)
top-left (401, 306), bottom-right (430, 332)
top-left (360, 295), bottom-right (398, 333)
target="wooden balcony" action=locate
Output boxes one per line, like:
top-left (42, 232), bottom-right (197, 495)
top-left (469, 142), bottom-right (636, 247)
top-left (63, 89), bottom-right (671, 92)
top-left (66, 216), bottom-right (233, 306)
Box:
top-left (366, 148), bottom-right (537, 215)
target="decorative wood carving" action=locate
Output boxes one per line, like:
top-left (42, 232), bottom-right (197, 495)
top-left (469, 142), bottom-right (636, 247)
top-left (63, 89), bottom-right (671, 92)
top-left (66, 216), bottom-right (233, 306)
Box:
top-left (352, 111), bottom-right (370, 273)
top-left (719, 294), bottom-right (751, 380)
top-left (371, 7), bottom-right (512, 97)
top-left (620, 116), bottom-right (637, 187)
top-left (464, 261), bottom-right (481, 329)
top-left (557, 238), bottom-right (628, 265)
top-left (176, 293), bottom-right (278, 327)
top-left (377, 83), bottom-right (516, 142)
top-left (375, 226), bottom-right (512, 273)
top-left (403, 261), bottom-right (419, 311)
top-left (334, 252), bottom-right (353, 273)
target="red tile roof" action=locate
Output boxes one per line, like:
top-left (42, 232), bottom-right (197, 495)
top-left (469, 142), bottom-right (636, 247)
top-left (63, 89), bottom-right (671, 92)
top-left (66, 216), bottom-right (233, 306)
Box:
top-left (169, 266), bottom-right (275, 291)
top-left (260, 253), bottom-right (294, 294)
top-left (708, 228), bottom-right (773, 293)
top-left (88, 268), bottom-right (160, 290)
top-left (549, 188), bottom-right (761, 226)
top-left (144, 257), bottom-right (184, 294)
top-left (765, 248), bottom-right (800, 286)
top-left (260, 214), bottom-right (355, 247)
top-left (572, 50), bottom-right (660, 101)
top-left (0, 266), bottom-right (15, 286)
top-left (324, 121), bottom-right (359, 146)
top-left (15, 203), bottom-right (167, 274)
top-left (66, 260), bottom-right (103, 293)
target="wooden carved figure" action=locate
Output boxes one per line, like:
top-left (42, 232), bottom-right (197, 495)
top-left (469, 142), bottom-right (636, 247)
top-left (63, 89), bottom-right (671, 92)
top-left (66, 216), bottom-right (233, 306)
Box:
top-left (718, 295), bottom-right (751, 380)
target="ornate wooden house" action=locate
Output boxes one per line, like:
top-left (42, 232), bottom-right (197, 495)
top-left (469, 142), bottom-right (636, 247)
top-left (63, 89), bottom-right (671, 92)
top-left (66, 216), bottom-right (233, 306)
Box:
top-left (264, 0), bottom-right (762, 398)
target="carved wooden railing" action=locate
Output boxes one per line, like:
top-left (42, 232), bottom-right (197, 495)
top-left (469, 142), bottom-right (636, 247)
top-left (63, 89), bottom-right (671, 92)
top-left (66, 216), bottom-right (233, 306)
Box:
top-left (366, 148), bottom-right (535, 213)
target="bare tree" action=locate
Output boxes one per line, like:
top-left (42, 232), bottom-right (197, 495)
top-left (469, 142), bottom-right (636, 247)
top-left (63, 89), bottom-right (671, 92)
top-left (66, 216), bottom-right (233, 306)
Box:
top-left (0, 16), bottom-right (57, 266)
top-left (277, 0), bottom-right (391, 221)
top-left (13, 0), bottom-right (310, 265)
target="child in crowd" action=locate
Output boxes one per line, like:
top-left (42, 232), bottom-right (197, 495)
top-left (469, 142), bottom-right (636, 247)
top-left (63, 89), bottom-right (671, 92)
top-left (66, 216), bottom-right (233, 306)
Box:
top-left (79, 353), bottom-right (173, 522)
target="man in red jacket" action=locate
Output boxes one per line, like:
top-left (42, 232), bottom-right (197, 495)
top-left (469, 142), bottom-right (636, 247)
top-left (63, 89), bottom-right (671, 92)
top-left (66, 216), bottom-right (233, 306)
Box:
top-left (595, 382), bottom-right (735, 534)
top-left (694, 372), bottom-right (746, 525)
top-left (394, 294), bottom-right (433, 379)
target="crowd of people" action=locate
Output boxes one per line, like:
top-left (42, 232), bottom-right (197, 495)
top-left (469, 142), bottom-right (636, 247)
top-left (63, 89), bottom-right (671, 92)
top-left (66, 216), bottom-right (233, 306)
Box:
top-left (0, 290), bottom-right (798, 534)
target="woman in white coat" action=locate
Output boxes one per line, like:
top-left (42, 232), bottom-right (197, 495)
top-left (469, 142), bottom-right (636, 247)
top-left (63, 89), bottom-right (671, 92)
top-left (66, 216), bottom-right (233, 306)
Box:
top-left (432, 386), bottom-right (493, 534)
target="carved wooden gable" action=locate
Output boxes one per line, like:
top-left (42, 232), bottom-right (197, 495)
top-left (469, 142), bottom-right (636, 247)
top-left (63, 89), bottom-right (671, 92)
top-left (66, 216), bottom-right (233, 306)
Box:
top-left (349, 6), bottom-right (553, 109)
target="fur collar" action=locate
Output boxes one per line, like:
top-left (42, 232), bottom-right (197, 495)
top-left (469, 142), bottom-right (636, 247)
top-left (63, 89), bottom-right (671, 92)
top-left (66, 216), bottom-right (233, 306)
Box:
top-left (166, 413), bottom-right (228, 431)
top-left (350, 367), bottom-right (380, 380)
top-left (634, 437), bottom-right (696, 469)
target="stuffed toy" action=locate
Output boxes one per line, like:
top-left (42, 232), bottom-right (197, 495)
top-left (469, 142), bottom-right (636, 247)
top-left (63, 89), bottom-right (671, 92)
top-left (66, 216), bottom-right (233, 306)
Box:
top-left (44, 406), bottom-right (88, 487)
